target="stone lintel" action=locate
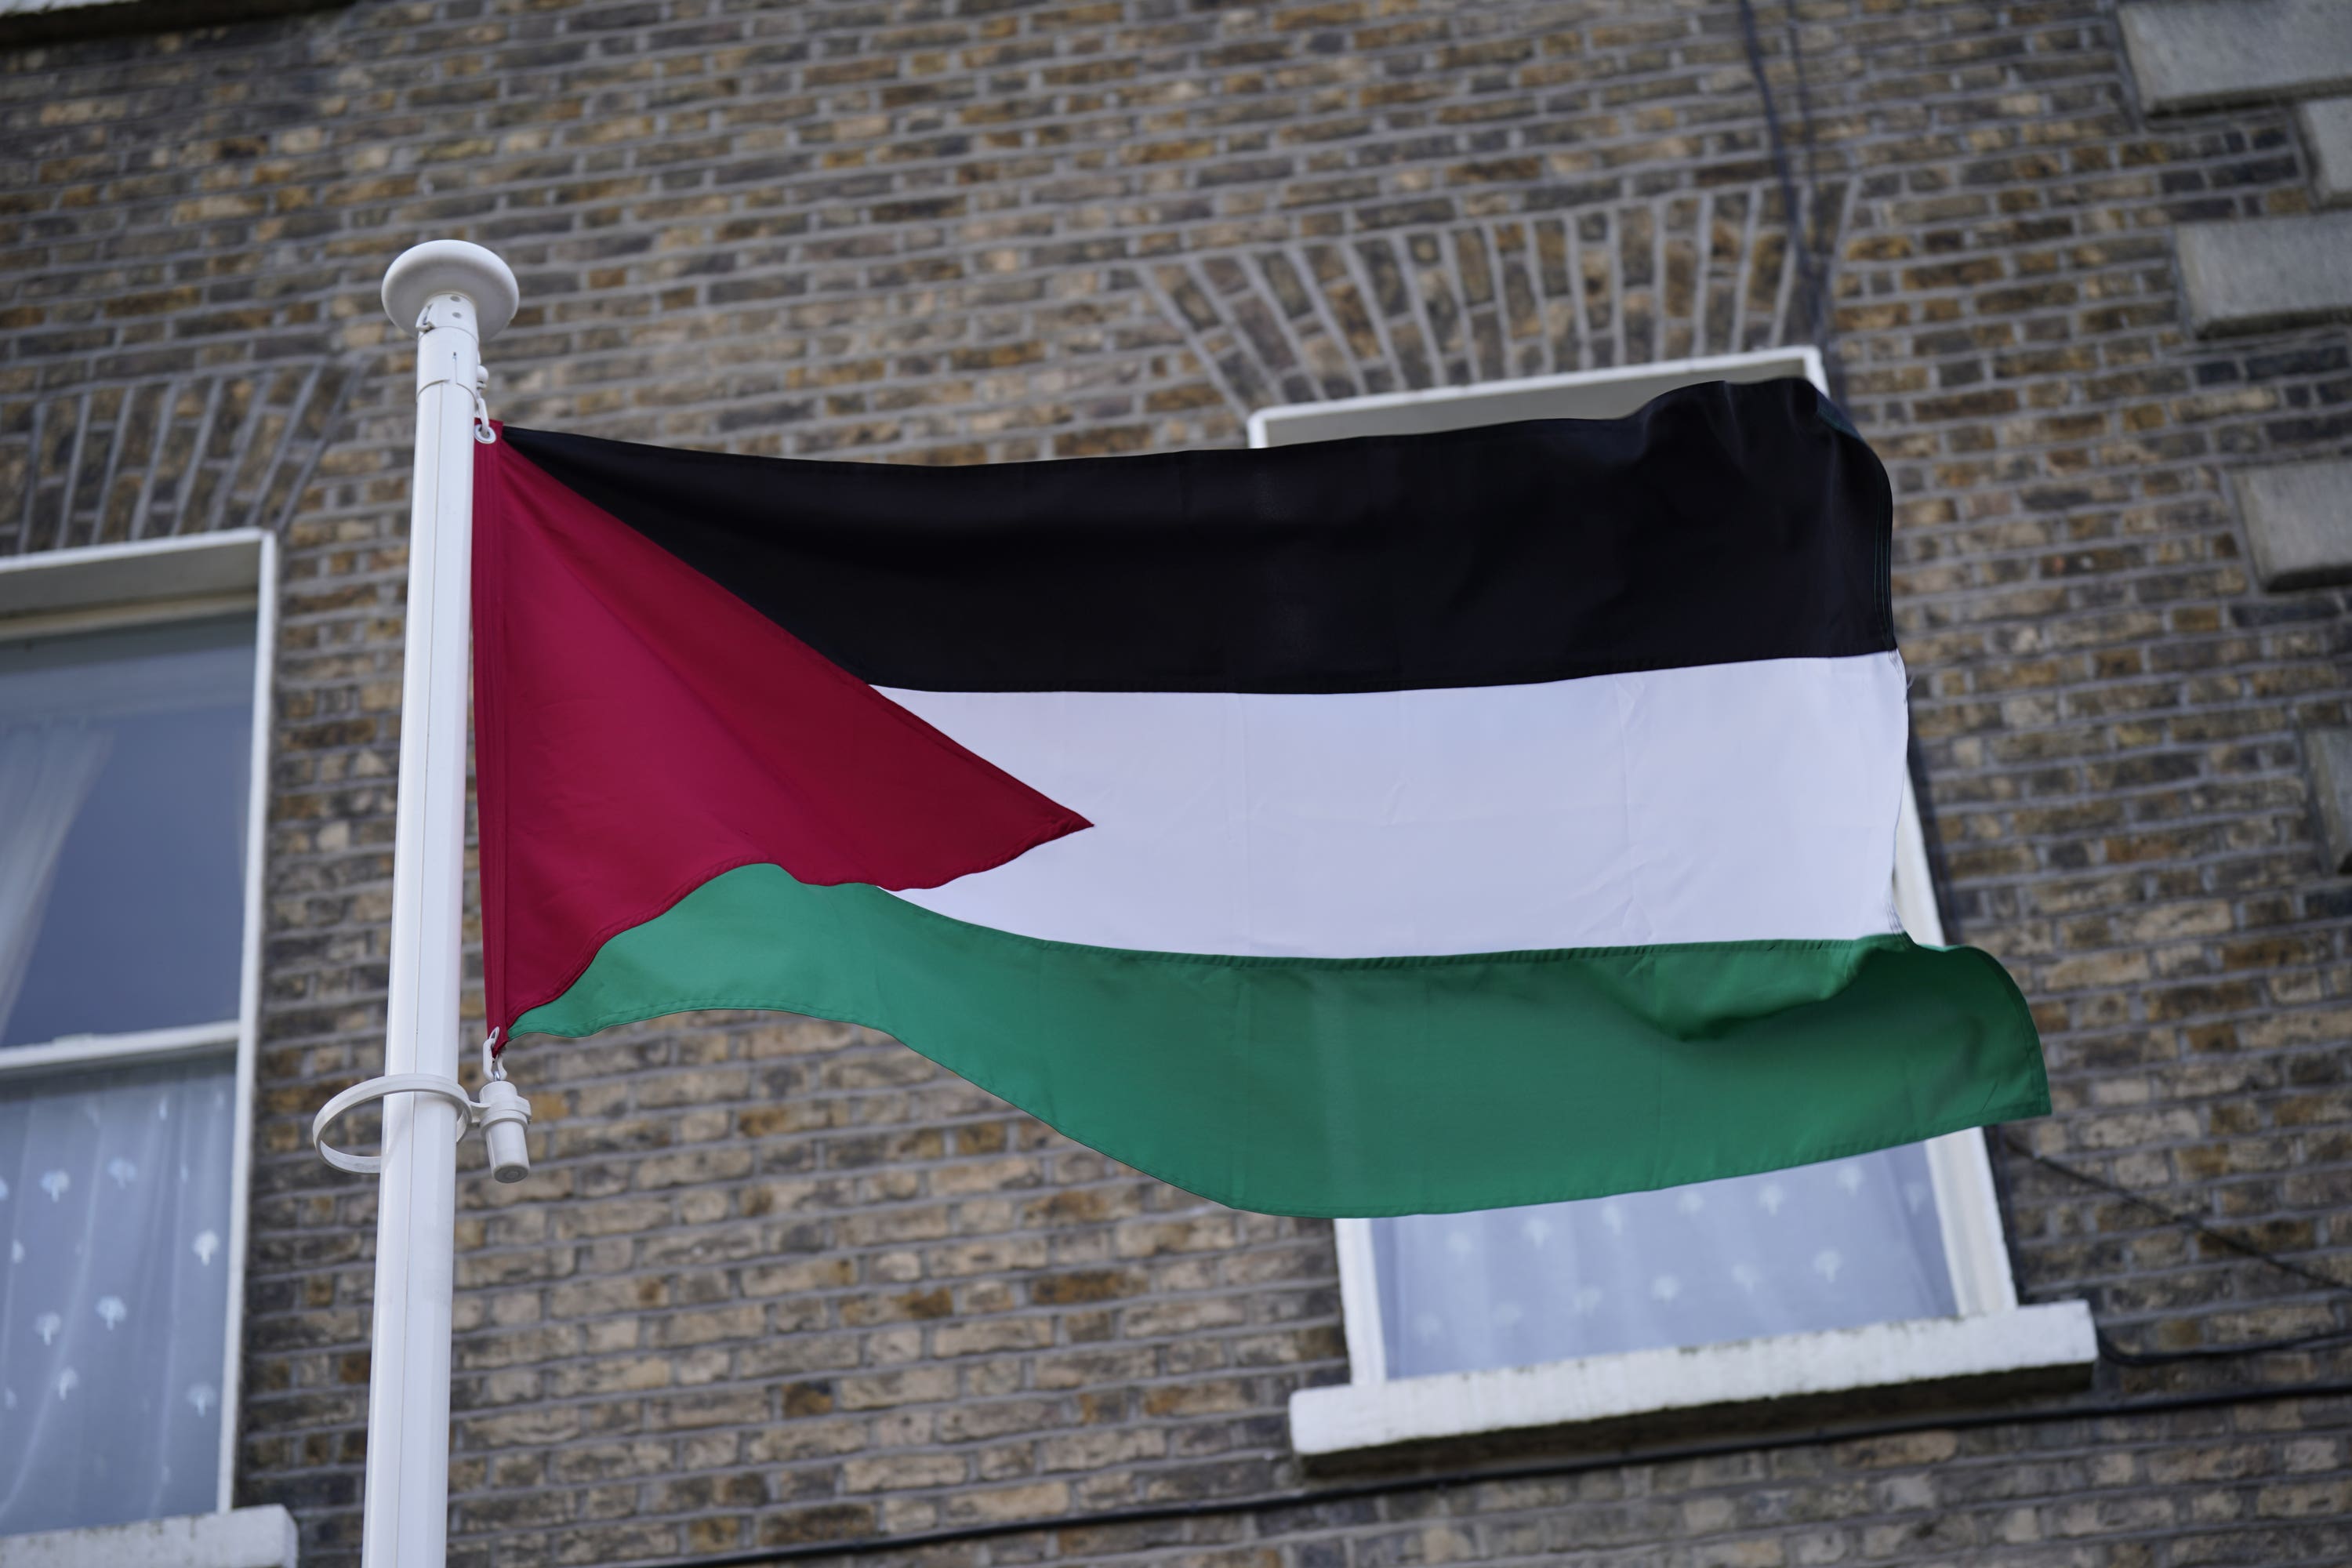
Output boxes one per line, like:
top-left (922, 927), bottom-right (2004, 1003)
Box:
top-left (2304, 97), bottom-right (2352, 207)
top-left (2237, 459), bottom-right (2352, 591)
top-left (2176, 212), bottom-right (2352, 336)
top-left (2122, 0), bottom-right (2352, 113)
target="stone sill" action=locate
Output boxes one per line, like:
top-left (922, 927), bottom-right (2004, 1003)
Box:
top-left (2120, 0), bottom-right (2352, 114)
top-left (2, 1505), bottom-right (298, 1568)
top-left (2176, 212), bottom-right (2352, 337)
top-left (1288, 1301), bottom-right (2098, 1455)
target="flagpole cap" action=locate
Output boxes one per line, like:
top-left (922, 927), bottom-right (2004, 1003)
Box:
top-left (383, 240), bottom-right (519, 339)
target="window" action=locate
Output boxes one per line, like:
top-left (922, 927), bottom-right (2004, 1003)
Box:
top-left (1259, 352), bottom-right (2095, 1455)
top-left (0, 532), bottom-right (273, 1536)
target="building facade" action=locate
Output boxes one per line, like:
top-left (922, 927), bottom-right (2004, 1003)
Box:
top-left (5, 0), bottom-right (2352, 1564)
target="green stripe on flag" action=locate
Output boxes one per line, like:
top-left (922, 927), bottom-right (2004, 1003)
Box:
top-left (517, 864), bottom-right (2047, 1218)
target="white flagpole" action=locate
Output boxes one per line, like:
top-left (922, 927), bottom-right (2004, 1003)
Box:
top-left (359, 240), bottom-right (518, 1568)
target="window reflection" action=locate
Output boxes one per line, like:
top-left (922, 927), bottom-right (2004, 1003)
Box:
top-left (0, 616), bottom-right (255, 1050)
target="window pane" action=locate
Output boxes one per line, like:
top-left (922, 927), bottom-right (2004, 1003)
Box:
top-left (0, 1054), bottom-right (235, 1534)
top-left (1373, 1143), bottom-right (1958, 1379)
top-left (0, 615), bottom-right (255, 1049)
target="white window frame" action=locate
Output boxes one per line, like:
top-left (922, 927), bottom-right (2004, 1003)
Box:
top-left (0, 529), bottom-right (275, 1522)
top-left (1258, 350), bottom-right (2096, 1456)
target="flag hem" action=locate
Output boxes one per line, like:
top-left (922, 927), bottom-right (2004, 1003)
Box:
top-left (510, 867), bottom-right (2049, 1218)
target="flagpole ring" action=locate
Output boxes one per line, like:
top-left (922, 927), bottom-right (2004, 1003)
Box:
top-left (311, 1073), bottom-right (481, 1176)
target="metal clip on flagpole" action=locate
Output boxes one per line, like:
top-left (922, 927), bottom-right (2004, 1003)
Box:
top-left (305, 239), bottom-right (519, 1568)
top-left (311, 1029), bottom-right (533, 1181)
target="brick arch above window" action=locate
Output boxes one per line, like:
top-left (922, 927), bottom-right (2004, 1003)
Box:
top-left (2, 361), bottom-right (355, 557)
top-left (1148, 181), bottom-right (1850, 419)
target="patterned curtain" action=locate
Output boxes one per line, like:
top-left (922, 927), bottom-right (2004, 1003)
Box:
top-left (1374, 1142), bottom-right (1957, 1378)
top-left (0, 1056), bottom-right (236, 1535)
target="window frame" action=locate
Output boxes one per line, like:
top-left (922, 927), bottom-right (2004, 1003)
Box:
top-left (1255, 350), bottom-right (2095, 1456)
top-left (0, 529), bottom-right (275, 1519)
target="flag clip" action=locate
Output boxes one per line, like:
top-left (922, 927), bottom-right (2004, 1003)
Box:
top-left (413, 304), bottom-right (499, 444)
top-left (310, 1031), bottom-right (533, 1186)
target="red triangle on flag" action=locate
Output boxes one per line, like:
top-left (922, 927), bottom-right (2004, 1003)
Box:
top-left (474, 435), bottom-right (1090, 1033)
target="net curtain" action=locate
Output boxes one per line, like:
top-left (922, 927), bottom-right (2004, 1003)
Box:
top-left (1374, 1142), bottom-right (1959, 1377)
top-left (0, 644), bottom-right (245, 1537)
top-left (0, 1058), bottom-right (235, 1535)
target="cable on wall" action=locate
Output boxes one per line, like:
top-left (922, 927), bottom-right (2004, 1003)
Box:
top-left (612, 1377), bottom-right (2352, 1568)
top-left (596, 24), bottom-right (2352, 1541)
top-left (1736, 0), bottom-right (1841, 396)
top-left (604, 1138), bottom-right (2352, 1566)
top-left (587, 1135), bottom-right (2352, 1568)
top-left (1998, 1131), bottom-right (2352, 1365)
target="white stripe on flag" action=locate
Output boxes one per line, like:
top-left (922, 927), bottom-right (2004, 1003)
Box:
top-left (879, 652), bottom-right (1909, 959)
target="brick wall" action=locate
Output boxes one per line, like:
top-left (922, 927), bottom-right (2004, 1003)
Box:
top-left (6, 0), bottom-right (2352, 1564)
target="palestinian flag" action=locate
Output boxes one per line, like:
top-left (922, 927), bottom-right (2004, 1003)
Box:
top-left (475, 379), bottom-right (2046, 1218)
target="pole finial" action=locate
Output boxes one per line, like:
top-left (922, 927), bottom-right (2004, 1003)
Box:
top-left (382, 240), bottom-right (519, 340)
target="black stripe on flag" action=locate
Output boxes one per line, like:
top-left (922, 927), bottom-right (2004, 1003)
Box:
top-left (501, 378), bottom-right (1893, 695)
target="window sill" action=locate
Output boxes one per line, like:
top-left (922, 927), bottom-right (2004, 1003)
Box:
top-left (1287, 1301), bottom-right (2097, 1456)
top-left (2, 1505), bottom-right (297, 1568)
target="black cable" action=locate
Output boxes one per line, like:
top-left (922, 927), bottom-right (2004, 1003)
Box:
top-left (595, 1137), bottom-right (2352, 1567)
top-left (539, 24), bottom-right (2327, 1557)
top-left (1998, 1133), bottom-right (2351, 1298)
top-left (599, 1136), bottom-right (2352, 1567)
top-left (1735, 0), bottom-right (1837, 390)
top-left (1980, 1121), bottom-right (2040, 1317)
top-left (1734, 0), bottom-right (1816, 315)
top-left (1779, 0), bottom-right (1831, 340)
top-left (2095, 1325), bottom-right (2352, 1367)
top-left (1734, 0), bottom-right (2348, 1375)
top-left (610, 1378), bottom-right (2352, 1568)
top-left (1997, 1131), bottom-right (2352, 1363)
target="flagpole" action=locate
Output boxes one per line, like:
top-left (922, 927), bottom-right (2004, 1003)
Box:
top-left (361, 240), bottom-right (517, 1568)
